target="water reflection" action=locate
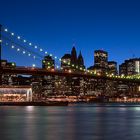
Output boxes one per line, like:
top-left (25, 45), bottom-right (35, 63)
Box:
top-left (0, 104), bottom-right (140, 140)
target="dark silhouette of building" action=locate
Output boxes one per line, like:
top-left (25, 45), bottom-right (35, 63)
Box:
top-left (77, 51), bottom-right (85, 70)
top-left (42, 55), bottom-right (55, 69)
top-left (108, 61), bottom-right (117, 75)
top-left (71, 46), bottom-right (77, 67)
top-left (61, 54), bottom-right (71, 70)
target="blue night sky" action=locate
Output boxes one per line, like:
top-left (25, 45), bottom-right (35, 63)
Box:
top-left (1, 0), bottom-right (140, 68)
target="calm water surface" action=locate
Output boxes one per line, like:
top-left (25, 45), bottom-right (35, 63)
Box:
top-left (0, 103), bottom-right (140, 140)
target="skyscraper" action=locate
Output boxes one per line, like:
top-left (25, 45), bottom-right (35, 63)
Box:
top-left (71, 46), bottom-right (77, 66)
top-left (119, 58), bottom-right (140, 76)
top-left (42, 55), bottom-right (55, 95)
top-left (77, 51), bottom-right (85, 70)
top-left (94, 50), bottom-right (108, 75)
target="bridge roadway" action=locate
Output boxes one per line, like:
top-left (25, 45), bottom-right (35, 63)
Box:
top-left (1, 67), bottom-right (140, 84)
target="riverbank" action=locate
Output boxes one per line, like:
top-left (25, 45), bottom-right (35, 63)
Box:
top-left (0, 101), bottom-right (68, 106)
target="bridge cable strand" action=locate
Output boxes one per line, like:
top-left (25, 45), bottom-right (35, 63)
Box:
top-left (2, 27), bottom-right (87, 72)
top-left (1, 35), bottom-right (60, 68)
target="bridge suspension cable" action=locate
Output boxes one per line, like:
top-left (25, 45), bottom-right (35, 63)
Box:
top-left (1, 26), bottom-right (87, 72)
top-left (1, 25), bottom-right (140, 80)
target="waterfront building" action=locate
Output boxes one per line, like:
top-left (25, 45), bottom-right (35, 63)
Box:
top-left (108, 61), bottom-right (118, 75)
top-left (94, 50), bottom-right (108, 75)
top-left (0, 86), bottom-right (32, 102)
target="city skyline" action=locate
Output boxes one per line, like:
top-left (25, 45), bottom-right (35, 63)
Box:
top-left (1, 0), bottom-right (140, 67)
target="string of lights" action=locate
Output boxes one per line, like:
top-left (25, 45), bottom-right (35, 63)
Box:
top-left (1, 26), bottom-right (140, 79)
top-left (1, 36), bottom-right (61, 69)
top-left (2, 26), bottom-right (87, 72)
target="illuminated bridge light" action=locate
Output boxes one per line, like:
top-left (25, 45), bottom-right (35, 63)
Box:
top-left (4, 28), bottom-right (8, 32)
top-left (11, 32), bottom-right (14, 36)
top-left (12, 63), bottom-right (15, 66)
top-left (45, 51), bottom-right (47, 54)
top-left (17, 36), bottom-right (21, 39)
top-left (55, 56), bottom-right (57, 59)
top-left (32, 64), bottom-right (36, 67)
top-left (23, 40), bottom-right (27, 43)
top-left (29, 43), bottom-right (32, 46)
top-left (17, 48), bottom-right (20, 51)
top-left (40, 48), bottom-right (43, 52)
top-left (28, 53), bottom-right (31, 56)
top-left (23, 51), bottom-right (26, 54)
top-left (11, 45), bottom-right (15, 49)
top-left (35, 45), bottom-right (37, 49)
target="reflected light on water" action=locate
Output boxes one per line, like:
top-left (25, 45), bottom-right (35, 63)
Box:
top-left (26, 106), bottom-right (34, 112)
top-left (134, 107), bottom-right (140, 111)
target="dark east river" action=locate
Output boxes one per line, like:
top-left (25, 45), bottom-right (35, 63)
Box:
top-left (1, 103), bottom-right (140, 140)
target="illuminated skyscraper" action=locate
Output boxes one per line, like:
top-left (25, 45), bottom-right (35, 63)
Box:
top-left (42, 55), bottom-right (55, 95)
top-left (94, 50), bottom-right (108, 75)
top-left (119, 58), bottom-right (140, 76)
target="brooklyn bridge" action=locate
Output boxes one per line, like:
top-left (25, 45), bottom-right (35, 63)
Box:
top-left (0, 24), bottom-right (140, 100)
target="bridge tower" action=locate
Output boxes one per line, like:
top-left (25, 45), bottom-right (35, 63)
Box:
top-left (0, 24), bottom-right (2, 85)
